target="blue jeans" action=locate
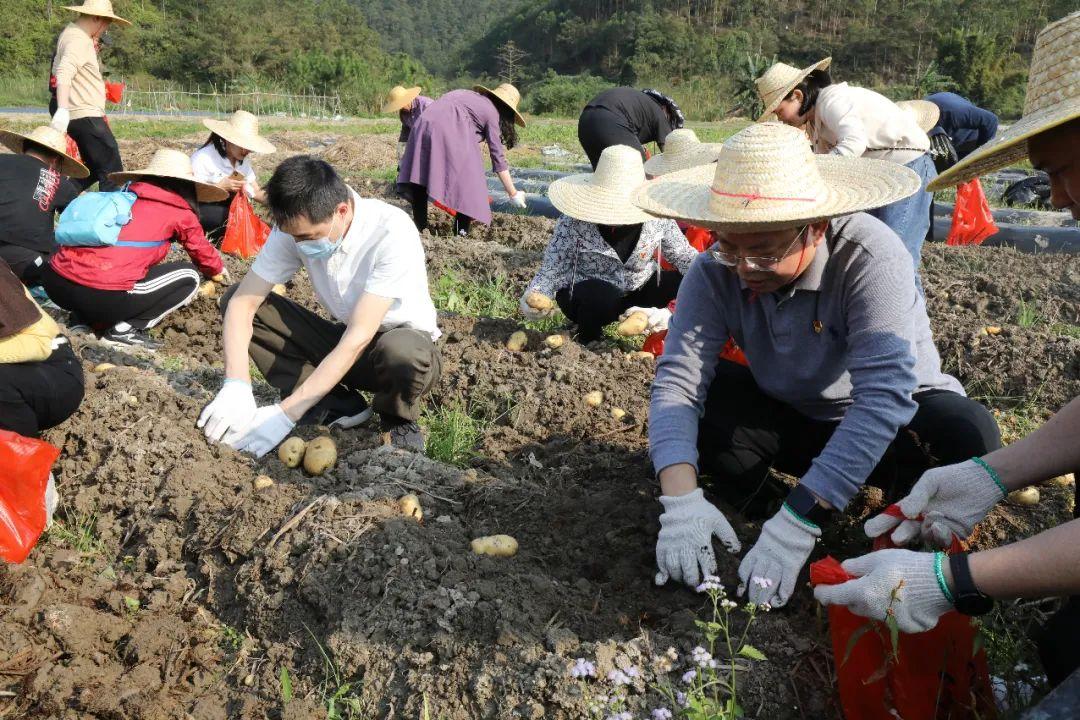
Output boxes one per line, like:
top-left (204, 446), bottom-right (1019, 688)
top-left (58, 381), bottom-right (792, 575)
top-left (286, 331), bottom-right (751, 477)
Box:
top-left (869, 153), bottom-right (937, 292)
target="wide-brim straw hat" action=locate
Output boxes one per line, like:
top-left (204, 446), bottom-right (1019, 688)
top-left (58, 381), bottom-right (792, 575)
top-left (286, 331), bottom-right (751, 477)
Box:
top-left (755, 57), bottom-right (832, 122)
top-left (109, 148), bottom-right (229, 203)
top-left (643, 128), bottom-right (723, 176)
top-left (929, 10), bottom-right (1080, 191)
top-left (632, 122), bottom-right (921, 232)
top-left (548, 145), bottom-right (654, 225)
top-left (473, 83), bottom-right (526, 127)
top-left (203, 110), bottom-right (276, 155)
top-left (0, 125), bottom-right (89, 179)
top-left (63, 0), bottom-right (131, 26)
top-left (898, 100), bottom-right (941, 133)
top-left (383, 85), bottom-right (422, 114)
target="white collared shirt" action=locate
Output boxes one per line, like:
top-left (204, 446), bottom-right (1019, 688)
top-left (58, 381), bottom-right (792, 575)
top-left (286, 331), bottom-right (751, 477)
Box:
top-left (190, 144), bottom-right (258, 198)
top-left (250, 190), bottom-right (440, 339)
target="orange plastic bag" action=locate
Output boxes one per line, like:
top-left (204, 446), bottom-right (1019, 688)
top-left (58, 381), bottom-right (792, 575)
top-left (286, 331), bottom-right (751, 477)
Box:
top-left (809, 506), bottom-right (997, 720)
top-left (662, 224), bottom-right (714, 270)
top-left (65, 134), bottom-right (82, 163)
top-left (643, 327), bottom-right (749, 367)
top-left (946, 179), bottom-right (998, 246)
top-left (105, 81), bottom-right (125, 104)
top-left (0, 431), bottom-right (60, 564)
top-left (220, 192), bottom-right (270, 259)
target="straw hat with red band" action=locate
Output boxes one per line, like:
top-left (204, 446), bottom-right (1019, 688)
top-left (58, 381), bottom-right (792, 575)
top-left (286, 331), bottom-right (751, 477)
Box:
top-left (755, 57), bottom-right (832, 122)
top-left (643, 128), bottom-right (723, 177)
top-left (383, 86), bottom-right (423, 114)
top-left (631, 122), bottom-right (921, 232)
top-left (110, 148), bottom-right (229, 203)
top-left (203, 111), bottom-right (276, 155)
top-left (928, 10), bottom-right (1080, 192)
top-left (0, 125), bottom-right (89, 179)
top-left (63, 0), bottom-right (131, 26)
top-left (473, 83), bottom-right (526, 127)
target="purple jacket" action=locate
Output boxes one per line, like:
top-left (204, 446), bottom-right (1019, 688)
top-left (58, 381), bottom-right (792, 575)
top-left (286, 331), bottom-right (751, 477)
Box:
top-left (397, 89), bottom-right (508, 225)
top-left (398, 95), bottom-right (434, 142)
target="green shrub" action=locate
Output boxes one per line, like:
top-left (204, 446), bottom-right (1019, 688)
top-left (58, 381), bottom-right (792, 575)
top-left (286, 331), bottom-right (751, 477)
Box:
top-left (523, 71), bottom-right (613, 116)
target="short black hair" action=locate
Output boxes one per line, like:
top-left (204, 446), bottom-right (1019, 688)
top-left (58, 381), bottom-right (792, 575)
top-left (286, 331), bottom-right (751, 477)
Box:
top-left (788, 68), bottom-right (833, 116)
top-left (265, 156), bottom-right (349, 226)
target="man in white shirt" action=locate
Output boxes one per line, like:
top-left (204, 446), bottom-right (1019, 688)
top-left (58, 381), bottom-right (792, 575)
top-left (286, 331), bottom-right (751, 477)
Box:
top-left (198, 156), bottom-right (441, 455)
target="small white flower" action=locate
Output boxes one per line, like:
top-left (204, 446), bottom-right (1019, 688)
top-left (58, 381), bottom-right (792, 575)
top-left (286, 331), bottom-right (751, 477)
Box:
top-left (681, 669), bottom-right (697, 684)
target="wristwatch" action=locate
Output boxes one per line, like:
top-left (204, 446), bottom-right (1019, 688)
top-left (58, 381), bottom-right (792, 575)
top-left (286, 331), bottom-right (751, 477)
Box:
top-left (785, 484), bottom-right (835, 527)
top-left (948, 552), bottom-right (994, 616)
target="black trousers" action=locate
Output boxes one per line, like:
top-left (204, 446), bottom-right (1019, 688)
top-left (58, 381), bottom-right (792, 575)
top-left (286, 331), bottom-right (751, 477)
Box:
top-left (63, 115), bottom-right (123, 192)
top-left (0, 245), bottom-right (50, 285)
top-left (1034, 474), bottom-right (1080, 688)
top-left (577, 107), bottom-right (646, 170)
top-left (0, 342), bottom-right (84, 437)
top-left (404, 183), bottom-right (472, 235)
top-left (220, 285), bottom-right (441, 422)
top-left (697, 361), bottom-right (1002, 516)
top-left (555, 271), bottom-right (682, 343)
top-left (198, 199), bottom-right (231, 241)
top-left (41, 261), bottom-right (200, 332)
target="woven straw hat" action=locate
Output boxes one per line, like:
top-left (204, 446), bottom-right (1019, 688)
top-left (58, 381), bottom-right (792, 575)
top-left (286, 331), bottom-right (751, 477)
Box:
top-left (643, 129), bottom-right (723, 177)
top-left (929, 11), bottom-right (1080, 191)
top-left (548, 145), bottom-right (654, 225)
top-left (109, 148), bottom-right (229, 203)
top-left (631, 122), bottom-right (921, 232)
top-left (64, 0), bottom-right (131, 26)
top-left (755, 57), bottom-right (832, 122)
top-left (383, 86), bottom-right (422, 114)
top-left (898, 100), bottom-right (941, 133)
top-left (0, 125), bottom-right (89, 179)
top-left (473, 83), bottom-right (526, 127)
top-left (203, 110), bottom-right (276, 155)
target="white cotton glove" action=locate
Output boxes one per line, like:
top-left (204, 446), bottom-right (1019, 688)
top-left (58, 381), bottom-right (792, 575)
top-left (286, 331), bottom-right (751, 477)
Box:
top-left (655, 488), bottom-right (741, 588)
top-left (508, 191), bottom-right (527, 209)
top-left (51, 108), bottom-right (71, 134)
top-left (44, 473), bottom-right (59, 529)
top-left (198, 379), bottom-right (257, 443)
top-left (619, 306), bottom-right (672, 334)
top-left (863, 459), bottom-right (1007, 549)
top-left (519, 295), bottom-right (552, 321)
top-left (223, 404), bottom-right (295, 458)
top-left (738, 505), bottom-right (821, 607)
top-left (813, 549), bottom-right (955, 634)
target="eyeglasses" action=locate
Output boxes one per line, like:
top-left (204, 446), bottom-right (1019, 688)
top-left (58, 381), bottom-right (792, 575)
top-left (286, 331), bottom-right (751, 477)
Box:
top-left (709, 226), bottom-right (809, 273)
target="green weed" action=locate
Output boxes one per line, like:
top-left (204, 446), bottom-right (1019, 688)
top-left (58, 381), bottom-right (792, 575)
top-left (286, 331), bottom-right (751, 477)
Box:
top-left (1049, 322), bottom-right (1080, 338)
top-left (1014, 299), bottom-right (1040, 328)
top-left (161, 355), bottom-right (184, 373)
top-left (220, 624), bottom-right (244, 654)
top-left (46, 508), bottom-right (105, 557)
top-left (303, 623), bottom-right (365, 719)
top-left (422, 402), bottom-right (484, 467)
top-left (980, 601), bottom-right (1051, 716)
top-left (279, 666), bottom-right (294, 703)
top-left (431, 269), bottom-right (519, 319)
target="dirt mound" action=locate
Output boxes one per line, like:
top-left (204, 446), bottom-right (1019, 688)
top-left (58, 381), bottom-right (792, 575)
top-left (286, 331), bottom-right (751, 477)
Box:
top-left (320, 136), bottom-right (397, 174)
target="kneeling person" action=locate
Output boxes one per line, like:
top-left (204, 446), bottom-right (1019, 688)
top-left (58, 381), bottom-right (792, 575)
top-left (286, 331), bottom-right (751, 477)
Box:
top-left (202, 156), bottom-right (441, 456)
top-left (634, 123), bottom-right (1001, 606)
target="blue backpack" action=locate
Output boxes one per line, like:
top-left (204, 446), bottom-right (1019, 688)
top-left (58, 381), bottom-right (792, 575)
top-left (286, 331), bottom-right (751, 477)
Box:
top-left (54, 185), bottom-right (167, 249)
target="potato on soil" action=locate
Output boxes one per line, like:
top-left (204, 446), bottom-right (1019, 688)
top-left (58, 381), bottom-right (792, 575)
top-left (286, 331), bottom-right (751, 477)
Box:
top-left (271, 284), bottom-right (287, 296)
top-left (254, 475), bottom-right (274, 491)
top-left (93, 362), bottom-right (117, 373)
top-left (1008, 486), bottom-right (1040, 506)
top-left (617, 310), bottom-right (649, 337)
top-left (198, 281), bottom-right (219, 298)
top-left (471, 534), bottom-right (518, 557)
top-left (277, 437), bottom-right (306, 468)
top-left (303, 436), bottom-right (338, 476)
top-left (544, 334), bottom-right (565, 349)
top-left (982, 326), bottom-right (1002, 336)
top-left (584, 391), bottom-right (604, 407)
top-left (506, 330), bottom-right (528, 352)
top-left (625, 351), bottom-right (654, 362)
top-left (398, 493), bottom-right (423, 521)
top-left (610, 407), bottom-right (626, 421)
top-left (1046, 473), bottom-right (1074, 488)
top-left (525, 292), bottom-right (553, 311)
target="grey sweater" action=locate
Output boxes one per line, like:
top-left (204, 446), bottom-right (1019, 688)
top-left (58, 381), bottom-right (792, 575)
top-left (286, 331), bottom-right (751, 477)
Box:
top-left (649, 213), bottom-right (963, 510)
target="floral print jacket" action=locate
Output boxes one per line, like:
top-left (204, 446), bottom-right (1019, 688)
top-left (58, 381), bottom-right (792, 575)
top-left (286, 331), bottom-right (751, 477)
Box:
top-left (525, 217), bottom-right (698, 298)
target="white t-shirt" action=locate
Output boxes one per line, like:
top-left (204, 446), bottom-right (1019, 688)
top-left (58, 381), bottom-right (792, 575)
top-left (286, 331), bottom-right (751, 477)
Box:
top-left (190, 143), bottom-right (258, 198)
top-left (251, 190), bottom-right (440, 340)
top-left (812, 83), bottom-right (930, 165)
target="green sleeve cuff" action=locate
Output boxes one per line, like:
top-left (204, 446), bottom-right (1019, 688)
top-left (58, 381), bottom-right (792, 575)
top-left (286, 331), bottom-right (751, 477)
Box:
top-left (934, 551), bottom-right (955, 605)
top-left (971, 457), bottom-right (1007, 498)
top-left (782, 502), bottom-right (820, 531)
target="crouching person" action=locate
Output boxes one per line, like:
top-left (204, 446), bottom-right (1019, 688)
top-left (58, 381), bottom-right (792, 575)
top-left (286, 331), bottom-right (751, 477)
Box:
top-left (633, 123), bottom-right (1001, 606)
top-left (0, 259), bottom-right (84, 437)
top-left (201, 156), bottom-right (441, 456)
top-left (41, 149), bottom-right (229, 349)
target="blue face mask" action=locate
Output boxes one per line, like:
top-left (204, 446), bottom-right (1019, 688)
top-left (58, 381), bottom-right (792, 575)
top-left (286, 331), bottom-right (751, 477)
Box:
top-left (297, 214), bottom-right (342, 259)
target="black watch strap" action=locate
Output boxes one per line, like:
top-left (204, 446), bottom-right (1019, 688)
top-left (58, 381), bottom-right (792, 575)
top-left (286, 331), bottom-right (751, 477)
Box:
top-left (785, 484), bottom-right (833, 527)
top-left (949, 552), bottom-right (994, 616)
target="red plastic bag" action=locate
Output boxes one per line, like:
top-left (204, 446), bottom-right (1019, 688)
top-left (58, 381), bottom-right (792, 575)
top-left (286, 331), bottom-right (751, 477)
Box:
top-left (946, 179), bottom-right (998, 246)
top-left (220, 192), bottom-right (270, 259)
top-left (105, 81), bottom-right (125, 104)
top-left (0, 430), bottom-right (60, 564)
top-left (64, 134), bottom-right (82, 163)
top-left (662, 224), bottom-right (714, 270)
top-left (809, 506), bottom-right (997, 720)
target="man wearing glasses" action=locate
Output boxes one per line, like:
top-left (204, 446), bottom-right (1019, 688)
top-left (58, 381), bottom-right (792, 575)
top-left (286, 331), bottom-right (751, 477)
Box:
top-left (630, 122), bottom-right (1000, 608)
